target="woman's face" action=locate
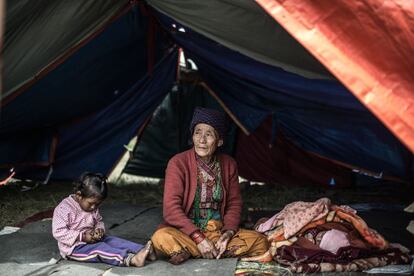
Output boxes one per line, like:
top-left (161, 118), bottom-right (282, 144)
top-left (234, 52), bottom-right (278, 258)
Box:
top-left (192, 123), bottom-right (222, 162)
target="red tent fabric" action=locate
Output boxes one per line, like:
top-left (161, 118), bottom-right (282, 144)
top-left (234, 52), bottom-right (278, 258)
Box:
top-left (235, 117), bottom-right (353, 187)
top-left (257, 0), bottom-right (414, 153)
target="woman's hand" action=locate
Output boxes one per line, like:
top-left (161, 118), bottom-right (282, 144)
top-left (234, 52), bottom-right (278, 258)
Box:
top-left (196, 237), bottom-right (218, 259)
top-left (215, 230), bottom-right (234, 259)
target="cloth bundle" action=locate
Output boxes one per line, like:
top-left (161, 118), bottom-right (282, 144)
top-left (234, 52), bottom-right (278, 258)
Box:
top-left (242, 198), bottom-right (411, 273)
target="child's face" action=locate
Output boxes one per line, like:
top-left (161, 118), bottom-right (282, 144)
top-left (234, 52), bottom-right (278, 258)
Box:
top-left (75, 193), bottom-right (103, 212)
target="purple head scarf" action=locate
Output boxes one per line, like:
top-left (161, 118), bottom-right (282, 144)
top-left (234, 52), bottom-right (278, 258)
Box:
top-left (190, 107), bottom-right (227, 138)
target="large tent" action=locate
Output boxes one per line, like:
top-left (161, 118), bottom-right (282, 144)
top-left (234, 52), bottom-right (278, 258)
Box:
top-left (1, 0), bottom-right (413, 186)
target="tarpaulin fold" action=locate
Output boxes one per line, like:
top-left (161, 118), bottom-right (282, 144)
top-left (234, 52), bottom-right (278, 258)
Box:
top-left (147, 0), bottom-right (331, 79)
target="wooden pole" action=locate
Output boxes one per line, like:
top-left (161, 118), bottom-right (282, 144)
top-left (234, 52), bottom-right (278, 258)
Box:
top-left (199, 81), bottom-right (250, 136)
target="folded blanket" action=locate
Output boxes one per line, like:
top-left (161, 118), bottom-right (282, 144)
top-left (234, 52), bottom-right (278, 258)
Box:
top-left (256, 197), bottom-right (331, 237)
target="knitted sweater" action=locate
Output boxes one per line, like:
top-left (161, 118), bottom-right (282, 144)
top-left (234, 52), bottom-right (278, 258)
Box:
top-left (52, 195), bottom-right (105, 258)
top-left (160, 147), bottom-right (242, 236)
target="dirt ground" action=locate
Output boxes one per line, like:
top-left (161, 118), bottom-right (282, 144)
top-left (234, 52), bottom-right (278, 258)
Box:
top-left (1, 178), bottom-right (413, 229)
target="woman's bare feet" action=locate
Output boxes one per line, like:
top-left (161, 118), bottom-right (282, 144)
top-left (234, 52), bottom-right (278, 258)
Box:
top-left (130, 241), bottom-right (152, 267)
top-left (169, 250), bottom-right (191, 265)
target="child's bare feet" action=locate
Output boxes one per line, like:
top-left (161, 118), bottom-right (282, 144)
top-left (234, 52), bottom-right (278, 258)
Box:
top-left (130, 241), bottom-right (152, 267)
top-left (147, 241), bottom-right (157, 261)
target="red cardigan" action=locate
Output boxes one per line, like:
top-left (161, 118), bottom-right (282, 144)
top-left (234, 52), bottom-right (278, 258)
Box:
top-left (160, 147), bottom-right (242, 236)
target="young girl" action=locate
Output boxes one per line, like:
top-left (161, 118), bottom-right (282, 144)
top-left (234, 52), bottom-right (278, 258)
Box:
top-left (52, 172), bottom-right (156, 267)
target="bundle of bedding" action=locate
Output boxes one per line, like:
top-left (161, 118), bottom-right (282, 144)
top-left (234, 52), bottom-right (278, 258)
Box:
top-left (242, 198), bottom-right (411, 273)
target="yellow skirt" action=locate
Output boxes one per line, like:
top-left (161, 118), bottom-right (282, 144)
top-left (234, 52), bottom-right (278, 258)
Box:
top-left (151, 220), bottom-right (269, 258)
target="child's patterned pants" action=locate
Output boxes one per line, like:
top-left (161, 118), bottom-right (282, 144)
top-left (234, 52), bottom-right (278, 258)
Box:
top-left (68, 236), bottom-right (143, 266)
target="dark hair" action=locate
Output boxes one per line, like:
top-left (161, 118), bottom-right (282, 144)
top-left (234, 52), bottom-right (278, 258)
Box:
top-left (73, 172), bottom-right (108, 200)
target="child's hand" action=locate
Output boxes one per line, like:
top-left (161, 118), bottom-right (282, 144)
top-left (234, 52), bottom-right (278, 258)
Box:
top-left (82, 230), bottom-right (96, 243)
top-left (93, 228), bottom-right (104, 241)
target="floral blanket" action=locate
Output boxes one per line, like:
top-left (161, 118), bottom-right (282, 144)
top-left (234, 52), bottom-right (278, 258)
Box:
top-left (241, 198), bottom-right (411, 273)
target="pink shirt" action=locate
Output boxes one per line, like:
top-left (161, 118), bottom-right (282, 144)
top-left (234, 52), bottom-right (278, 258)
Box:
top-left (52, 195), bottom-right (105, 258)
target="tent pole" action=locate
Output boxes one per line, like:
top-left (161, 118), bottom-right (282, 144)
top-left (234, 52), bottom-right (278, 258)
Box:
top-left (199, 81), bottom-right (250, 136)
top-left (310, 151), bottom-right (409, 184)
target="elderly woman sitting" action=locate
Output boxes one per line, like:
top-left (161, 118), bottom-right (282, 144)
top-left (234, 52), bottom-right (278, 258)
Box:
top-left (151, 107), bottom-right (268, 265)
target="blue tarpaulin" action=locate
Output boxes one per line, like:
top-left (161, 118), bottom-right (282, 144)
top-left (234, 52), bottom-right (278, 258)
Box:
top-left (1, 5), bottom-right (165, 135)
top-left (0, 6), bottom-right (176, 179)
top-left (156, 11), bottom-right (412, 180)
top-left (52, 50), bottom-right (178, 179)
top-left (2, 3), bottom-right (412, 183)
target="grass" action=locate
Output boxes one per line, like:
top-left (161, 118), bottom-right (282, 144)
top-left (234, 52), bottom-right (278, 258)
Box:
top-left (0, 179), bottom-right (164, 229)
top-left (241, 181), bottom-right (413, 210)
top-left (0, 178), bottom-right (412, 229)
top-left (0, 181), bottom-right (72, 228)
